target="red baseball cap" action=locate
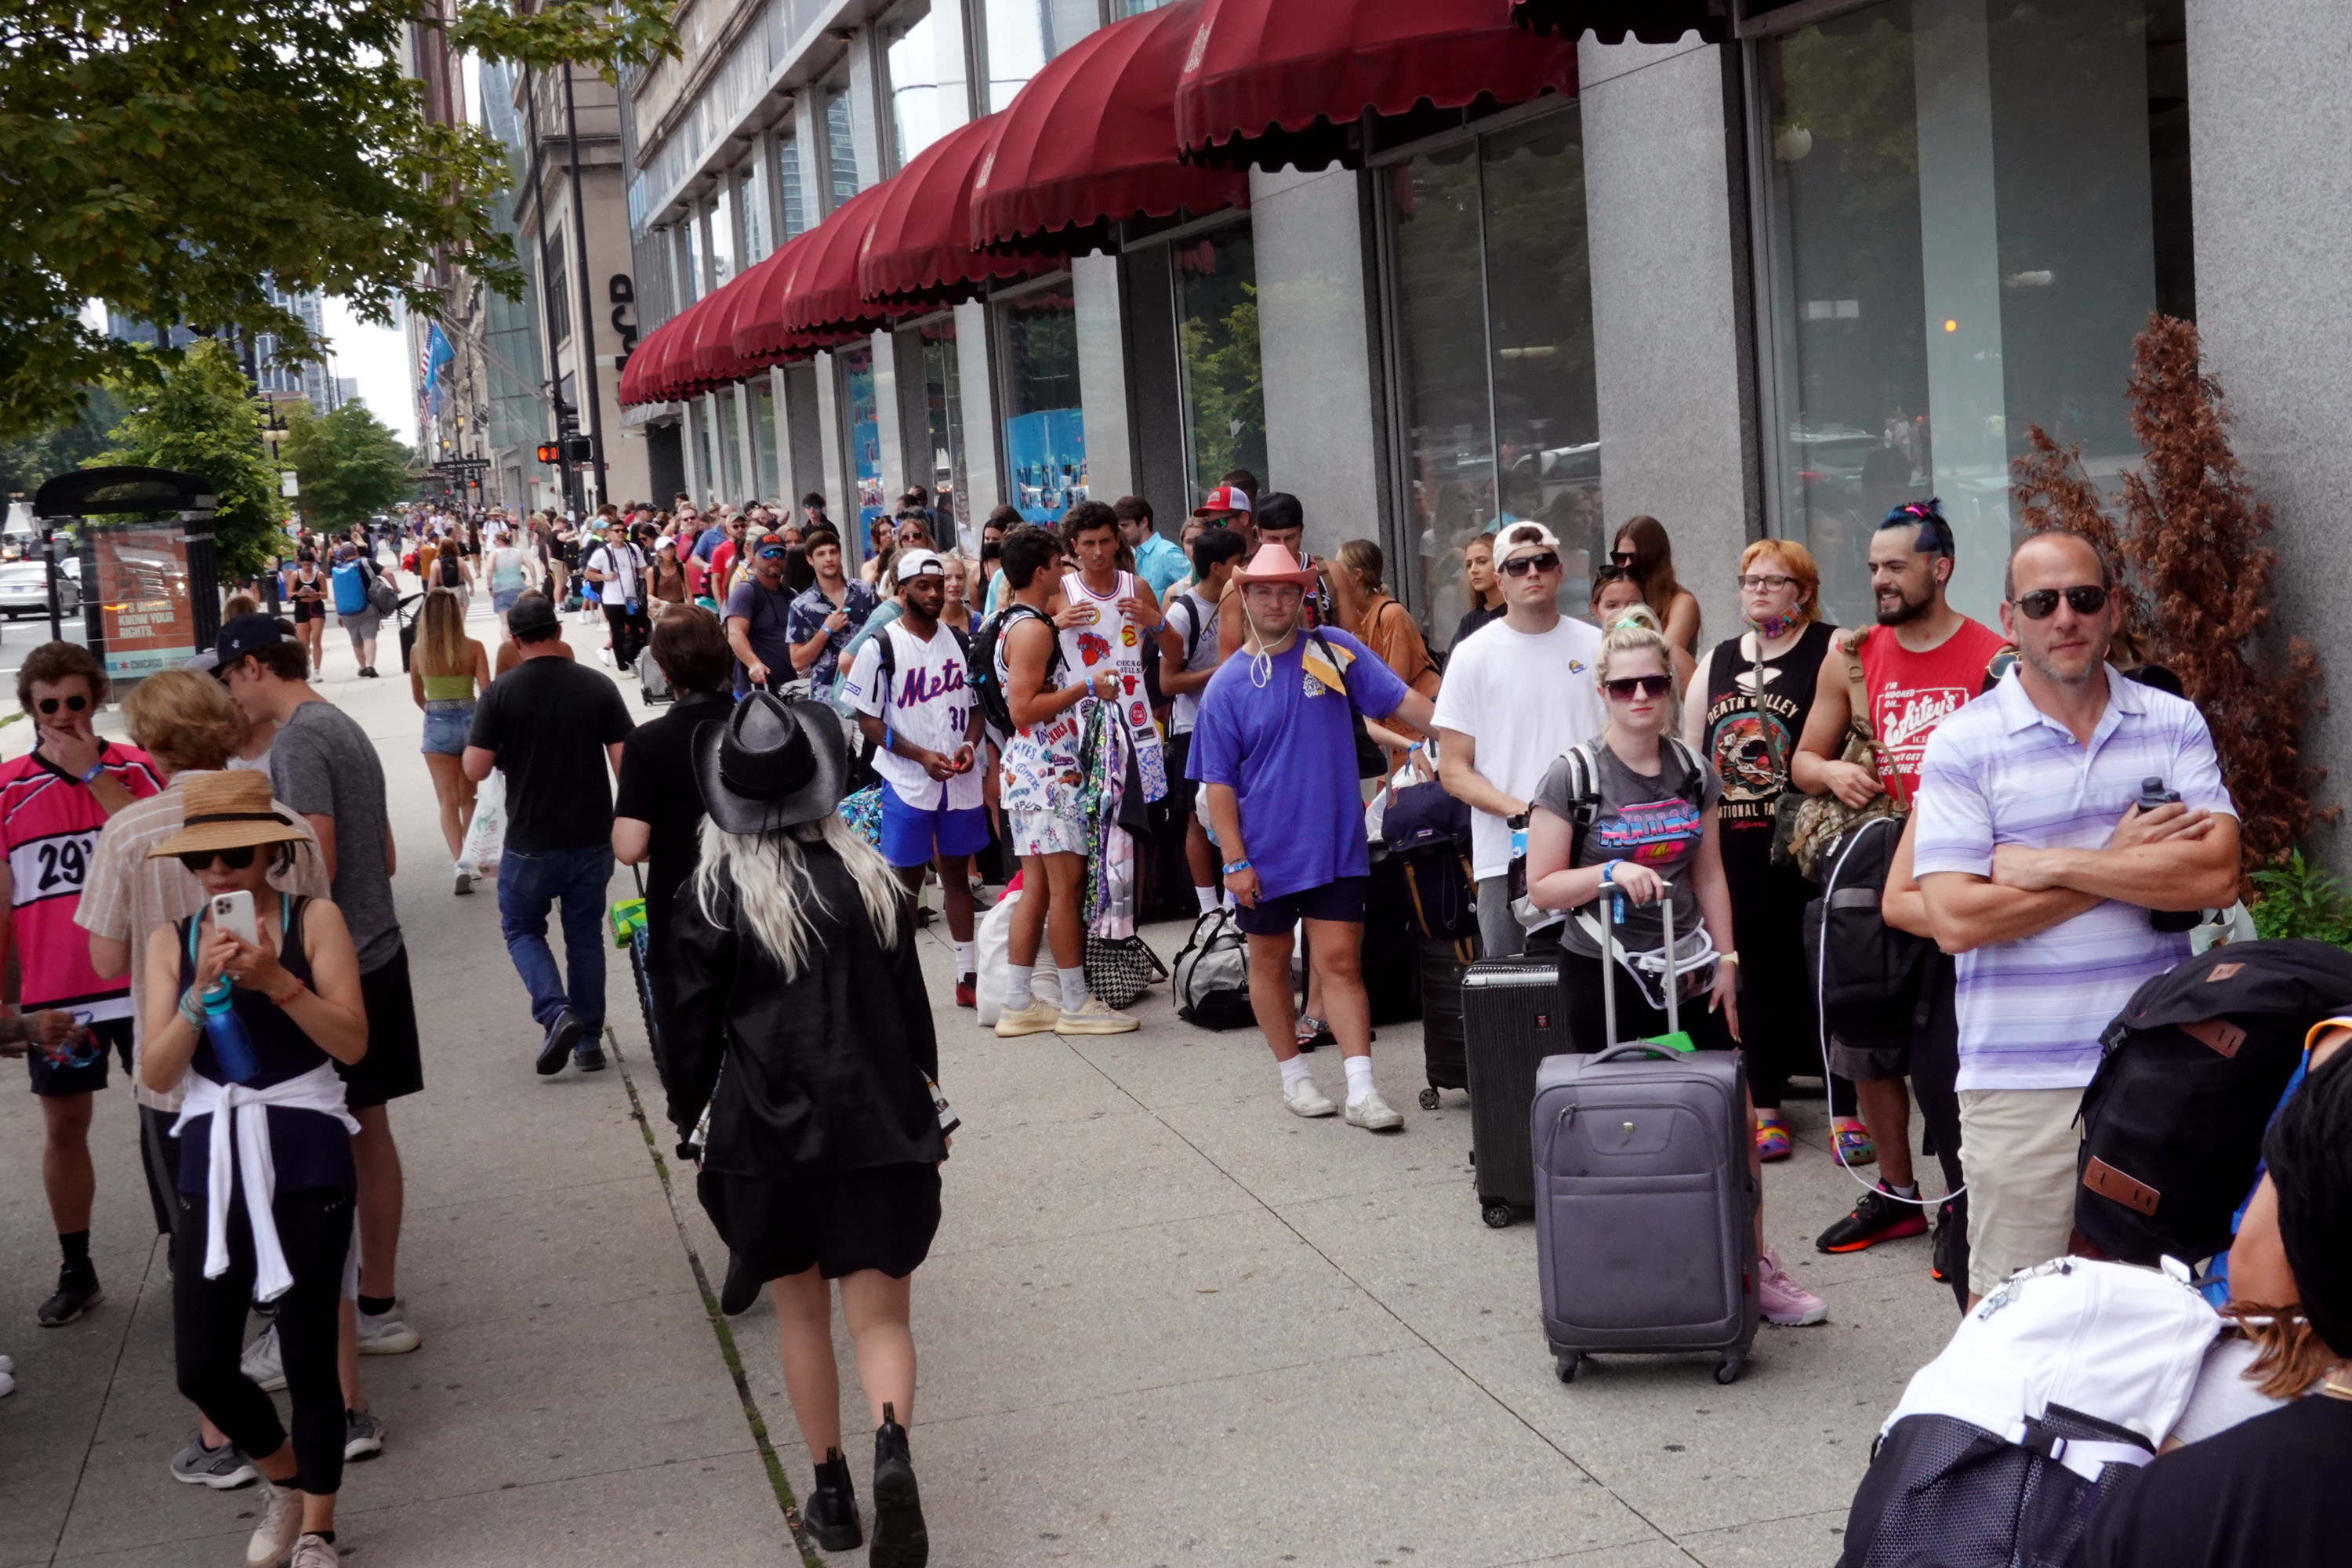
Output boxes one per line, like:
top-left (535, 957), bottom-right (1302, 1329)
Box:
top-left (1191, 485), bottom-right (1251, 520)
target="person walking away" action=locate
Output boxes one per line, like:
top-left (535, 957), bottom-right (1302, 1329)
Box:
top-left (1914, 528), bottom-right (2238, 1305)
top-left (1189, 543), bottom-right (1438, 1128)
top-left (663, 695), bottom-right (943, 1565)
top-left (431, 531), bottom-right (470, 615)
top-left (485, 529), bottom-right (535, 640)
top-left (1432, 523), bottom-right (1606, 959)
top-left (1790, 501), bottom-right (2012, 1253)
top-left (991, 525), bottom-right (1132, 1037)
top-left (584, 518), bottom-right (650, 673)
top-left (1115, 495), bottom-right (1187, 597)
top-left (1683, 542), bottom-right (1841, 1163)
top-left (327, 545), bottom-right (384, 679)
top-left (463, 592), bottom-right (636, 1076)
top-left (140, 781), bottom-right (369, 1568)
top-left (408, 590), bottom-right (490, 895)
top-left (217, 614), bottom-right (426, 1363)
top-left (0, 643), bottom-right (164, 1325)
top-left (1452, 535), bottom-right (1506, 652)
top-left (781, 528), bottom-right (880, 703)
top-left (1609, 515), bottom-right (1702, 655)
top-left (1520, 622), bottom-right (1828, 1327)
top-left (1157, 527), bottom-right (1247, 916)
top-left (842, 551), bottom-right (987, 1007)
top-left (1051, 500), bottom-right (1167, 798)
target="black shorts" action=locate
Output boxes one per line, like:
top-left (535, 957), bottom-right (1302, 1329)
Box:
top-left (700, 1163), bottom-right (942, 1283)
top-left (293, 601), bottom-right (319, 624)
top-left (27, 1014), bottom-right (133, 1098)
top-left (1234, 875), bottom-right (1369, 938)
top-left (342, 943), bottom-right (424, 1110)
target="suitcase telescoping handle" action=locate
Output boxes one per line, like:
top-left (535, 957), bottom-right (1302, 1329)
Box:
top-left (1596, 866), bottom-right (1675, 1051)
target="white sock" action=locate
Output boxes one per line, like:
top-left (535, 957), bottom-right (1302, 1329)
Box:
top-left (1344, 1054), bottom-right (1376, 1106)
top-left (1006, 964), bottom-right (1034, 1009)
top-left (1279, 1054), bottom-right (1315, 1090)
top-left (953, 941), bottom-right (975, 975)
top-left (1888, 1180), bottom-right (1920, 1200)
top-left (1195, 885), bottom-right (1221, 915)
top-left (1058, 965), bottom-right (1091, 1010)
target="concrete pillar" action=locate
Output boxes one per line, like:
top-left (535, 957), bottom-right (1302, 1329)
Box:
top-left (954, 300), bottom-right (1000, 514)
top-left (680, 397), bottom-right (703, 504)
top-left (869, 328), bottom-right (905, 505)
top-left (815, 349), bottom-right (848, 516)
top-left (1072, 252), bottom-right (1134, 503)
top-left (734, 383), bottom-right (758, 501)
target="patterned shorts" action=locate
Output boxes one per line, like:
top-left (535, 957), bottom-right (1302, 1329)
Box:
top-left (1009, 807), bottom-right (1087, 858)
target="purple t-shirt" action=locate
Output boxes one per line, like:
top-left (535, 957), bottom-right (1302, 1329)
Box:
top-left (1187, 629), bottom-right (1410, 900)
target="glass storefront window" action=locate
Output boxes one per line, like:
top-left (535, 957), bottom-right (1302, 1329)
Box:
top-left (1757, 0), bottom-right (2191, 626)
top-left (776, 129), bottom-right (807, 239)
top-left (915, 318), bottom-right (969, 542)
top-left (1381, 106), bottom-right (1600, 645)
top-left (840, 343), bottom-right (886, 549)
top-left (688, 396), bottom-right (717, 505)
top-left (706, 191), bottom-right (735, 289)
top-left (752, 377), bottom-right (780, 501)
top-left (884, 2), bottom-right (948, 171)
top-left (997, 285), bottom-right (1086, 523)
top-left (980, 0), bottom-right (1096, 112)
top-left (739, 164), bottom-right (769, 263)
top-left (1174, 225), bottom-right (1268, 509)
top-left (717, 387), bottom-right (746, 500)
top-left (825, 88), bottom-right (858, 208)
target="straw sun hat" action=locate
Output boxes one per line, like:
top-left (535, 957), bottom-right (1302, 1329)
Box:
top-left (147, 771), bottom-right (309, 859)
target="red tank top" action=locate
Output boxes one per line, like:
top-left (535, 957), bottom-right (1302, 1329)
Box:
top-left (0, 746), bottom-right (163, 1014)
top-left (1857, 618), bottom-right (2012, 802)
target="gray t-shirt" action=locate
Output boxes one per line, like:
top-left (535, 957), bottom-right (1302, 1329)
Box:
top-left (1530, 739), bottom-right (1721, 960)
top-left (271, 698), bottom-right (401, 972)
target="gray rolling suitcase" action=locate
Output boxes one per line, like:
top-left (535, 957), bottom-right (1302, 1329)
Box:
top-left (1530, 896), bottom-right (1759, 1385)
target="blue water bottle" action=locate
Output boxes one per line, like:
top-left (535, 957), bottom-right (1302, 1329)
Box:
top-left (201, 979), bottom-right (260, 1084)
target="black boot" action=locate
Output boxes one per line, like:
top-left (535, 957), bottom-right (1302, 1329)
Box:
top-left (803, 1446), bottom-right (861, 1552)
top-left (869, 1403), bottom-right (928, 1568)
top-left (719, 1251), bottom-right (761, 1316)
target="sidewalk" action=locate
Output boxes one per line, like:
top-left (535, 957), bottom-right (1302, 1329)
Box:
top-left (0, 596), bottom-right (1959, 1566)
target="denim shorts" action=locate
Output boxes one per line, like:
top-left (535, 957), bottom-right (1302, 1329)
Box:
top-left (421, 700), bottom-right (474, 756)
top-left (492, 587), bottom-right (521, 613)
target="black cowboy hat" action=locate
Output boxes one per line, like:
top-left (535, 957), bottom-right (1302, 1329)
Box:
top-left (693, 691), bottom-right (850, 835)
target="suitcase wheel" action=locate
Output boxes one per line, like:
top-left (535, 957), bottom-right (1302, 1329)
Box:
top-left (1714, 1355), bottom-right (1744, 1385)
top-left (1481, 1203), bottom-right (1512, 1230)
top-left (1555, 1353), bottom-right (1580, 1384)
top-left (1417, 1087), bottom-right (1440, 1111)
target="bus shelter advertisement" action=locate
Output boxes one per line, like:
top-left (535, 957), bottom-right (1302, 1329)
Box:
top-left (91, 522), bottom-right (194, 677)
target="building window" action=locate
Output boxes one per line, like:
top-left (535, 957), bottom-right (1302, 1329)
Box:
top-left (883, 2), bottom-right (949, 172)
top-left (979, 0), bottom-right (1091, 112)
top-left (706, 191), bottom-right (736, 289)
top-left (997, 284), bottom-right (1084, 522)
top-left (740, 164), bottom-right (770, 263)
top-left (825, 87), bottom-right (858, 208)
top-left (1173, 224), bottom-right (1267, 510)
top-left (914, 317), bottom-right (968, 538)
top-left (839, 343), bottom-right (886, 548)
top-left (1378, 106), bottom-right (1599, 644)
top-left (752, 376), bottom-right (781, 499)
top-left (1109, 0), bottom-right (1173, 16)
top-left (776, 129), bottom-right (807, 238)
top-left (715, 387), bottom-right (744, 500)
top-left (683, 216), bottom-right (706, 301)
top-left (1754, 0), bottom-right (2192, 626)
top-left (546, 246), bottom-right (571, 346)
top-left (688, 396), bottom-right (716, 503)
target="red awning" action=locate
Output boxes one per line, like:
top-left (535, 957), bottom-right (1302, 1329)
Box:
top-left (860, 113), bottom-right (1062, 307)
top-left (971, 0), bottom-right (1246, 256)
top-left (688, 269), bottom-right (764, 387)
top-left (1511, 1), bottom-right (1728, 43)
top-left (732, 232), bottom-right (825, 364)
top-left (1174, 0), bottom-right (1579, 172)
top-left (777, 184), bottom-right (902, 340)
top-left (622, 296), bottom-right (708, 406)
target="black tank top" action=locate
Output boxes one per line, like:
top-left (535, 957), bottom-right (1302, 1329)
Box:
top-left (1700, 619), bottom-right (1836, 845)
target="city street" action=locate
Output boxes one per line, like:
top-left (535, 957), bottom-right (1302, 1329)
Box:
top-left (0, 602), bottom-right (1958, 1567)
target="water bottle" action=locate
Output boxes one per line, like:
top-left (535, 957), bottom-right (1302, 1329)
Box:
top-left (2139, 777), bottom-right (2201, 934)
top-left (201, 981), bottom-right (261, 1084)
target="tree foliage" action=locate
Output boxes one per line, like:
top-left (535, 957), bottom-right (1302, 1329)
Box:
top-left (282, 401), bottom-right (412, 533)
top-left (0, 385), bottom-right (127, 501)
top-left (1, 0), bottom-right (675, 439)
top-left (2011, 314), bottom-right (2328, 877)
top-left (87, 338), bottom-right (287, 577)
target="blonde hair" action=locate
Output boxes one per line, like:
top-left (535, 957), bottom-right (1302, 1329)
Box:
top-left (122, 670), bottom-right (243, 774)
top-left (1595, 622), bottom-right (1681, 731)
top-left (415, 588), bottom-right (470, 679)
top-left (693, 813), bottom-right (906, 982)
top-left (222, 592), bottom-right (260, 619)
top-left (1338, 539), bottom-right (1385, 593)
top-left (1737, 539), bottom-right (1823, 623)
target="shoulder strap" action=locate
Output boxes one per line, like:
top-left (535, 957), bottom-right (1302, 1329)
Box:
top-left (1562, 739), bottom-right (1605, 869)
top-left (1838, 626), bottom-right (1873, 739)
top-left (1308, 629), bottom-right (1358, 717)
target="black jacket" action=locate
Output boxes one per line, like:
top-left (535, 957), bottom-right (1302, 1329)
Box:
top-left (664, 840), bottom-right (943, 1179)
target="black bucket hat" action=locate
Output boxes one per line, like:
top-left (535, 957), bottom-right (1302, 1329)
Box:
top-left (693, 691), bottom-right (849, 834)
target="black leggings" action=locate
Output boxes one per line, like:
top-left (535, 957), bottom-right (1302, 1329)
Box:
top-left (604, 603), bottom-right (649, 668)
top-left (174, 1184), bottom-right (353, 1497)
top-left (1730, 880), bottom-right (1856, 1116)
top-left (1558, 946), bottom-right (1737, 1057)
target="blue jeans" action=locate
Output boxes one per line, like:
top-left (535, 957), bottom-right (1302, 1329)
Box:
top-left (496, 845), bottom-right (613, 1036)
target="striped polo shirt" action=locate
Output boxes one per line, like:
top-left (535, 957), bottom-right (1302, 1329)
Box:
top-left (1911, 667), bottom-right (2235, 1092)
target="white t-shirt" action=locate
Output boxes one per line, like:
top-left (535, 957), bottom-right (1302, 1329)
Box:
top-left (1163, 590), bottom-right (1222, 735)
top-left (841, 621), bottom-right (985, 813)
top-left (586, 541), bottom-right (644, 601)
top-left (1428, 614), bottom-right (1609, 878)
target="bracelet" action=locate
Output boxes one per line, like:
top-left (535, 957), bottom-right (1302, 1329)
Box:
top-left (265, 977), bottom-right (308, 1007)
top-left (1716, 953), bottom-right (1740, 967)
top-left (178, 989), bottom-right (207, 1026)
top-left (1221, 858), bottom-right (1251, 876)
top-left (78, 761), bottom-right (104, 786)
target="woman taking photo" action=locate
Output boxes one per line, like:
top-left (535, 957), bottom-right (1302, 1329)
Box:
top-left (665, 694), bottom-right (944, 1566)
top-left (140, 772), bottom-right (369, 1568)
top-left (1610, 515), bottom-right (1702, 654)
top-left (1454, 532), bottom-right (1506, 651)
top-left (1522, 622), bottom-right (1825, 1329)
top-left (288, 550), bottom-right (328, 673)
top-left (408, 588), bottom-right (491, 895)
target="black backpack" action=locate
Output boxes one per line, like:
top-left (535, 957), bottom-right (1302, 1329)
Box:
top-left (2074, 938), bottom-right (2352, 1266)
top-left (1382, 779), bottom-right (1479, 942)
top-left (1144, 591), bottom-right (1209, 712)
top-left (967, 604), bottom-right (1059, 742)
top-left (1804, 815), bottom-right (1936, 1054)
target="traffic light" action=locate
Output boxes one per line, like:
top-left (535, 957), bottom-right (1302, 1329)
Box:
top-left (561, 434), bottom-right (594, 463)
top-left (535, 442), bottom-right (561, 464)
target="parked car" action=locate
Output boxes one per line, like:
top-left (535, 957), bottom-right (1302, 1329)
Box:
top-left (0, 555), bottom-right (82, 619)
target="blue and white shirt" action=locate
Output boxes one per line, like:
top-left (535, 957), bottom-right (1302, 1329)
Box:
top-left (840, 620), bottom-right (983, 812)
top-left (1912, 667), bottom-right (2236, 1092)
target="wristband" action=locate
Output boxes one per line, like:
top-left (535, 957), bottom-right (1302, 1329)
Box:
top-left (1599, 859), bottom-right (1621, 887)
top-left (1716, 953), bottom-right (1740, 967)
top-left (78, 761), bottom-right (104, 786)
top-left (178, 989), bottom-right (207, 1026)
top-left (1221, 858), bottom-right (1251, 876)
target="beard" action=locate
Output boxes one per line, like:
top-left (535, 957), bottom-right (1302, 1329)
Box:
top-left (1875, 582), bottom-right (1932, 626)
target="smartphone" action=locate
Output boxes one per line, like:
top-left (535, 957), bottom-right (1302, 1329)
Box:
top-left (209, 890), bottom-right (259, 947)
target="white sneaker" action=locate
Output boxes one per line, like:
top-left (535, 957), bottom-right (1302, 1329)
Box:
top-left (1345, 1090), bottom-right (1404, 1131)
top-left (356, 1304), bottom-right (421, 1355)
top-left (597, 646), bottom-right (614, 666)
top-left (246, 1479), bottom-right (303, 1566)
top-left (452, 862), bottom-right (473, 895)
top-left (993, 999), bottom-right (1062, 1038)
top-left (1054, 996), bottom-right (1140, 1035)
top-left (1282, 1077), bottom-right (1337, 1118)
top-left (1759, 1243), bottom-right (1829, 1327)
top-left (241, 1321), bottom-right (286, 1392)
top-left (290, 1533), bottom-right (340, 1568)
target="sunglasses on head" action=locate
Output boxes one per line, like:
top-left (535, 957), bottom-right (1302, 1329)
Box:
top-left (2012, 585), bottom-right (2109, 619)
top-left (1602, 674), bottom-right (1673, 701)
top-left (179, 846), bottom-right (258, 873)
top-left (1498, 550), bottom-right (1560, 578)
top-left (35, 694), bottom-right (87, 716)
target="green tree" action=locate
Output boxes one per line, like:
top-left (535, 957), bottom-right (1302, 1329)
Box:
top-left (2, 0), bottom-right (675, 439)
top-left (0, 385), bottom-right (127, 502)
top-left (88, 339), bottom-right (287, 575)
top-left (282, 401), bottom-right (412, 532)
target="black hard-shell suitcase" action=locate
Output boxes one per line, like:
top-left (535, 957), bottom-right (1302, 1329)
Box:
top-left (1363, 851), bottom-right (1425, 1028)
top-left (1418, 933), bottom-right (1475, 1106)
top-left (1463, 950), bottom-right (1567, 1225)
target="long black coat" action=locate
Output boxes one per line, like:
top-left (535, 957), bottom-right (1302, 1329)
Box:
top-left (664, 840), bottom-right (943, 1180)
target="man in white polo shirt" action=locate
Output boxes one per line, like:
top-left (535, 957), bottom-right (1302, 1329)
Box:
top-left (1914, 528), bottom-right (2241, 1302)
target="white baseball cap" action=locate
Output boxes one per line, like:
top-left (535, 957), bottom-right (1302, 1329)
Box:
top-left (1494, 521), bottom-right (1563, 565)
top-left (895, 549), bottom-right (946, 583)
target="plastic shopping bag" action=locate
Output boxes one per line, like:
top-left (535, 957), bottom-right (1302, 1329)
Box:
top-left (462, 768), bottom-right (507, 874)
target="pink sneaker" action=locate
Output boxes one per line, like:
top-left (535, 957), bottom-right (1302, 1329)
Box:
top-left (1759, 1244), bottom-right (1828, 1326)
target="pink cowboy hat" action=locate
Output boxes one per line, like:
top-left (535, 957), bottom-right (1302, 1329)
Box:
top-left (1230, 540), bottom-right (1319, 588)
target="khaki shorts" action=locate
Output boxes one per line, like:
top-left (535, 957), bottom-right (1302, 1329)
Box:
top-left (1958, 1086), bottom-right (2085, 1298)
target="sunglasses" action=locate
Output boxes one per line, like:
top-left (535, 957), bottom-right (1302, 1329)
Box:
top-left (179, 846), bottom-right (258, 873)
top-left (757, 547), bottom-right (788, 561)
top-left (35, 695), bottom-right (87, 716)
top-left (1610, 550), bottom-right (1640, 568)
top-left (1602, 675), bottom-right (1674, 701)
top-left (1498, 551), bottom-right (1561, 578)
top-left (2011, 585), bottom-right (2110, 619)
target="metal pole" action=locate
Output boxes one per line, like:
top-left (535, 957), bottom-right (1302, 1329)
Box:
top-left (562, 67), bottom-right (610, 510)
top-left (521, 64), bottom-right (582, 517)
top-left (44, 520), bottom-right (67, 645)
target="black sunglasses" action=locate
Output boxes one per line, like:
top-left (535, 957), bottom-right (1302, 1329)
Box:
top-left (180, 846), bottom-right (258, 873)
top-left (1498, 551), bottom-right (1561, 578)
top-left (1610, 550), bottom-right (1640, 568)
top-left (2011, 585), bottom-right (2110, 620)
top-left (1603, 674), bottom-right (1674, 700)
top-left (35, 695), bottom-right (88, 716)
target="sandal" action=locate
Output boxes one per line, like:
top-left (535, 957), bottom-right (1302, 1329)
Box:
top-left (1754, 1109), bottom-right (1792, 1163)
top-left (1833, 1117), bottom-right (1878, 1167)
top-left (1294, 1015), bottom-right (1334, 1052)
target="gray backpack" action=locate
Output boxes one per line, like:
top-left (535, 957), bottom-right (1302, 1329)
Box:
top-left (1173, 907), bottom-right (1254, 1031)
